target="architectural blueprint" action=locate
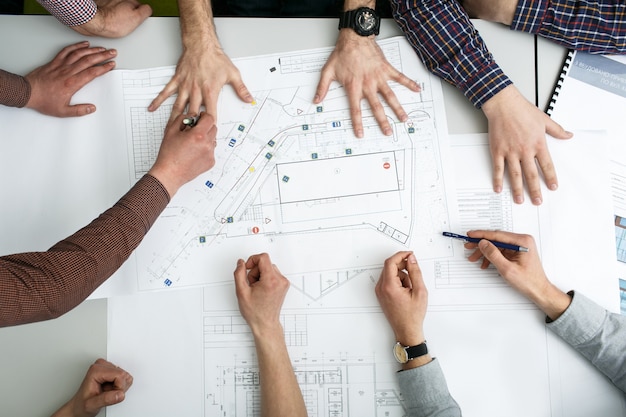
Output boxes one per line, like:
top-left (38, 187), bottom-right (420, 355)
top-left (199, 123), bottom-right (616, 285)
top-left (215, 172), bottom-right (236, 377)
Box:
top-left (120, 38), bottom-right (459, 292)
top-left (109, 130), bottom-right (624, 417)
top-left (106, 37), bottom-right (623, 416)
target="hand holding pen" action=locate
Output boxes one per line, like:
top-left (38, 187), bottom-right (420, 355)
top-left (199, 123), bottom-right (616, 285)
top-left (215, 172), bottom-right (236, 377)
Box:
top-left (443, 232), bottom-right (528, 252)
top-left (462, 230), bottom-right (572, 320)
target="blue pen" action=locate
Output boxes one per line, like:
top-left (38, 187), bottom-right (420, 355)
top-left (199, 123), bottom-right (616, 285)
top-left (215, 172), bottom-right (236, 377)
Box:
top-left (442, 232), bottom-right (529, 252)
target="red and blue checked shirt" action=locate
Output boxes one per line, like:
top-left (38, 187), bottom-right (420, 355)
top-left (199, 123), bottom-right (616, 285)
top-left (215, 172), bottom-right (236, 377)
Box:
top-left (391, 0), bottom-right (626, 109)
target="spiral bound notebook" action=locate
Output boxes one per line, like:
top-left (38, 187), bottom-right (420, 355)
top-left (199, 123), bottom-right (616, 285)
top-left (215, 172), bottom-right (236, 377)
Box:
top-left (547, 50), bottom-right (626, 131)
top-left (545, 50), bottom-right (575, 116)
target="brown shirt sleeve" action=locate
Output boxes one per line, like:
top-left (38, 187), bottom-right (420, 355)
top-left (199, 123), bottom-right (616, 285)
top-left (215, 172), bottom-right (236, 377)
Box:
top-left (0, 174), bottom-right (170, 327)
top-left (0, 69), bottom-right (31, 108)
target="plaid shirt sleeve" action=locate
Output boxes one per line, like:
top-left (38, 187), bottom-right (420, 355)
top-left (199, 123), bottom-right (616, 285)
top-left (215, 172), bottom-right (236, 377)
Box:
top-left (0, 175), bottom-right (170, 327)
top-left (390, 0), bottom-right (512, 108)
top-left (512, 0), bottom-right (626, 54)
top-left (37, 0), bottom-right (97, 27)
top-left (0, 69), bottom-right (31, 108)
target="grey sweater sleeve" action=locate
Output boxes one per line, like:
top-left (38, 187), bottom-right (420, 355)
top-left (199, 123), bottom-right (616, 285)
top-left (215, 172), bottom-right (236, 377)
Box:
top-left (397, 359), bottom-right (462, 416)
top-left (547, 291), bottom-right (626, 392)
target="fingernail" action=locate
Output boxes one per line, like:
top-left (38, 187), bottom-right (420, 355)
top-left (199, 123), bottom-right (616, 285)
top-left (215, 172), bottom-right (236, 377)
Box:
top-left (356, 130), bottom-right (363, 138)
top-left (549, 183), bottom-right (558, 191)
top-left (408, 253), bottom-right (417, 264)
top-left (494, 186), bottom-right (502, 194)
top-left (479, 240), bottom-right (489, 250)
top-left (514, 195), bottom-right (524, 204)
top-left (108, 49), bottom-right (117, 55)
top-left (400, 114), bottom-right (408, 122)
top-left (384, 128), bottom-right (392, 136)
top-left (86, 106), bottom-right (95, 114)
top-left (532, 197), bottom-right (542, 205)
top-left (313, 94), bottom-right (320, 102)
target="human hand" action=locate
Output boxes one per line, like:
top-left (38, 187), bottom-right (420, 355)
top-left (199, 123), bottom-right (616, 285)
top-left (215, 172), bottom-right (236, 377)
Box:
top-left (314, 30), bottom-right (420, 138)
top-left (72, 0), bottom-right (152, 38)
top-left (24, 42), bottom-right (116, 117)
top-left (233, 253), bottom-right (290, 336)
top-left (148, 45), bottom-right (253, 123)
top-left (51, 358), bottom-right (133, 417)
top-left (148, 112), bottom-right (217, 197)
top-left (481, 85), bottom-right (573, 205)
top-left (465, 230), bottom-right (571, 319)
top-left (375, 251), bottom-right (427, 347)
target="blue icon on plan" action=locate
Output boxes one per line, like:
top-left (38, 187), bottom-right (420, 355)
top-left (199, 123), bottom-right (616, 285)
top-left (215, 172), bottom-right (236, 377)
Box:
top-left (311, 153), bottom-right (318, 159)
top-left (164, 279), bottom-right (172, 287)
top-left (238, 125), bottom-right (245, 132)
top-left (227, 217), bottom-right (234, 223)
top-left (205, 181), bottom-right (214, 188)
top-left (345, 149), bottom-right (352, 155)
top-left (332, 121), bottom-right (341, 128)
top-left (316, 106), bottom-right (323, 112)
top-left (408, 127), bottom-right (415, 134)
top-left (229, 138), bottom-right (236, 147)
top-left (265, 153), bottom-right (273, 160)
top-left (302, 124), bottom-right (309, 130)
top-left (199, 236), bottom-right (206, 243)
top-left (267, 140), bottom-right (275, 147)
top-left (282, 176), bottom-right (290, 182)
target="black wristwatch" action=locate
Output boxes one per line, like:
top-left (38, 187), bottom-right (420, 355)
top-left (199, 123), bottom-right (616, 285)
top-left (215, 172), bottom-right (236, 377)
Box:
top-left (338, 7), bottom-right (381, 37)
top-left (393, 341), bottom-right (428, 364)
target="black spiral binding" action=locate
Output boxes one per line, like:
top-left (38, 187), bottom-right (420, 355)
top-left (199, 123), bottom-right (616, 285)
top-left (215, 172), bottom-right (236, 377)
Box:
top-left (546, 50), bottom-right (576, 116)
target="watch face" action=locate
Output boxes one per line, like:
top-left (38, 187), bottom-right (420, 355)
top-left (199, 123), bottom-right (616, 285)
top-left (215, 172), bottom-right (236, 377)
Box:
top-left (357, 10), bottom-right (377, 32)
top-left (393, 343), bottom-right (409, 364)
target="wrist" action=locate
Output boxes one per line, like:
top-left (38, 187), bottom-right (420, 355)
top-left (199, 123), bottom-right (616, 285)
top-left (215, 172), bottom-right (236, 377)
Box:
top-left (481, 85), bottom-right (515, 115)
top-left (250, 322), bottom-right (285, 344)
top-left (402, 353), bottom-right (433, 370)
top-left (394, 329), bottom-right (425, 348)
top-left (532, 283), bottom-right (572, 321)
top-left (343, 0), bottom-right (375, 9)
top-left (50, 399), bottom-right (73, 417)
top-left (147, 165), bottom-right (182, 198)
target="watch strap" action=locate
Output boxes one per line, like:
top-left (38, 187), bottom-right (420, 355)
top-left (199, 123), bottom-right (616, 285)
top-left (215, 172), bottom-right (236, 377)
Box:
top-left (337, 7), bottom-right (380, 36)
top-left (405, 342), bottom-right (428, 360)
top-left (338, 9), bottom-right (357, 31)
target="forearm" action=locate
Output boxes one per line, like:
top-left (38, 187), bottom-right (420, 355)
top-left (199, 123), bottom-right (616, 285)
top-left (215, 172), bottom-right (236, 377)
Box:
top-left (0, 69), bottom-right (31, 108)
top-left (390, 0), bottom-right (511, 108)
top-left (253, 326), bottom-right (307, 417)
top-left (547, 291), bottom-right (626, 392)
top-left (0, 175), bottom-right (169, 326)
top-left (398, 359), bottom-right (461, 417)
top-left (37, 0), bottom-right (97, 26)
top-left (177, 0), bottom-right (220, 51)
top-left (512, 0), bottom-right (626, 53)
top-left (343, 0), bottom-right (375, 9)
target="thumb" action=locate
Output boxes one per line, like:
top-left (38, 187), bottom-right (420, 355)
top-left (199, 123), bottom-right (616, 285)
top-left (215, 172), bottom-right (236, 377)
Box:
top-left (233, 259), bottom-right (249, 291)
top-left (478, 239), bottom-right (509, 272)
top-left (545, 115), bottom-right (573, 140)
top-left (405, 253), bottom-right (425, 290)
top-left (84, 390), bottom-right (125, 415)
top-left (134, 4), bottom-right (153, 21)
top-left (65, 103), bottom-right (97, 117)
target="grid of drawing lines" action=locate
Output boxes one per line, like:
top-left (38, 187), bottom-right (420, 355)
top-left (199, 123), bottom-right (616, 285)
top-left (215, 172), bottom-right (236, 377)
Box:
top-left (130, 104), bottom-right (172, 179)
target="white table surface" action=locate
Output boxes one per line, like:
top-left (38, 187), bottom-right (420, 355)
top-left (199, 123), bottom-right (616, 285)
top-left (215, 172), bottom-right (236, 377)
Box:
top-left (0, 15), bottom-right (538, 417)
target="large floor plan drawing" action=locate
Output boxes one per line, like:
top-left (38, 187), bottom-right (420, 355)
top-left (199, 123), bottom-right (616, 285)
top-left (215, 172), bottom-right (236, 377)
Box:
top-left (121, 38), bottom-right (457, 291)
